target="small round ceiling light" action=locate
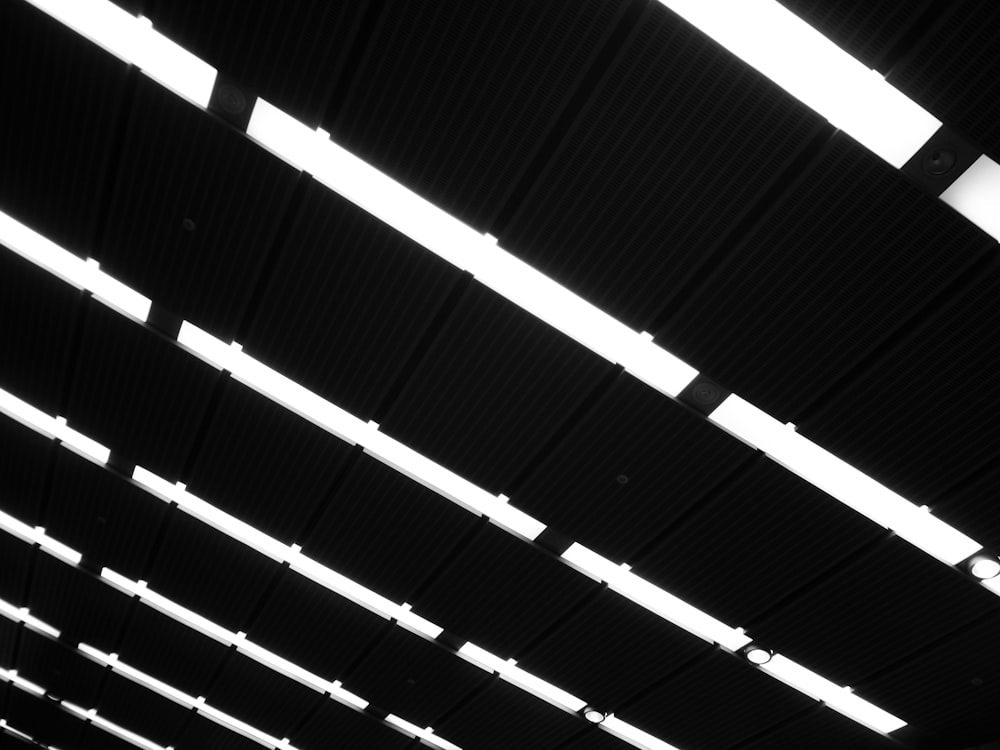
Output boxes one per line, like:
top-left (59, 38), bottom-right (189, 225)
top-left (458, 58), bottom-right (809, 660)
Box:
top-left (969, 554), bottom-right (1000, 580)
top-left (744, 645), bottom-right (773, 665)
top-left (583, 707), bottom-right (606, 724)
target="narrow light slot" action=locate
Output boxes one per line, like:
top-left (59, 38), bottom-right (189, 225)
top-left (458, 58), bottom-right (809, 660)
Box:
top-left (654, 0), bottom-right (939, 167)
top-left (562, 544), bottom-right (751, 651)
top-left (458, 642), bottom-right (587, 712)
top-left (711, 396), bottom-right (982, 565)
top-left (385, 715), bottom-right (462, 750)
top-left (0, 599), bottom-right (61, 639)
top-left (601, 715), bottom-right (682, 750)
top-left (940, 155), bottom-right (1000, 241)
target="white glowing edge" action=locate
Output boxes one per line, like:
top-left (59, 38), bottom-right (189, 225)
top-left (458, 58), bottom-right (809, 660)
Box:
top-left (0, 599), bottom-right (61, 639)
top-left (196, 701), bottom-right (287, 749)
top-left (761, 655), bottom-right (905, 733)
top-left (562, 544), bottom-right (751, 651)
top-left (941, 155), bottom-right (1000, 241)
top-left (458, 642), bottom-right (587, 713)
top-left (91, 712), bottom-right (170, 750)
top-left (23, 0), bottom-right (215, 107)
top-left (0, 508), bottom-right (83, 566)
top-left (711, 395), bottom-right (982, 565)
top-left (0, 720), bottom-right (36, 742)
top-left (655, 0), bottom-right (939, 167)
top-left (601, 715), bottom-right (682, 750)
top-left (385, 715), bottom-right (462, 750)
top-left (0, 667), bottom-right (46, 696)
top-left (0, 387), bottom-right (110, 466)
top-left (983, 576), bottom-right (1000, 597)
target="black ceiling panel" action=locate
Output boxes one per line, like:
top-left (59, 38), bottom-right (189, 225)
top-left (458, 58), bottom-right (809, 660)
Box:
top-left (380, 283), bottom-right (615, 495)
top-left (616, 650), bottom-right (815, 750)
top-left (27, 554), bottom-right (133, 652)
top-left (890, 2), bottom-right (1000, 159)
top-left (933, 462), bottom-right (1000, 556)
top-left (301, 453), bottom-right (479, 605)
top-left (116, 604), bottom-right (230, 699)
top-left (632, 457), bottom-right (888, 626)
top-left (412, 524), bottom-right (598, 658)
top-left (0, 409), bottom-right (52, 527)
top-left (246, 573), bottom-right (387, 681)
top-left (68, 300), bottom-right (220, 481)
top-left (0, 250), bottom-right (82, 419)
top-left (799, 258), bottom-right (1000, 504)
top-left (291, 698), bottom-right (411, 750)
top-left (146, 511), bottom-right (282, 632)
top-left (517, 590), bottom-right (711, 713)
top-left (206, 652), bottom-right (322, 740)
top-left (659, 134), bottom-right (995, 425)
top-left (737, 706), bottom-right (901, 750)
top-left (241, 182), bottom-right (465, 423)
top-left (342, 625), bottom-right (490, 729)
top-left (0, 534), bottom-right (33, 607)
top-left (0, 618), bottom-right (18, 667)
top-left (146, 0), bottom-right (370, 127)
top-left (15, 629), bottom-right (107, 708)
top-left (0, 3), bottom-right (129, 258)
top-left (95, 79), bottom-right (300, 342)
top-left (173, 712), bottom-right (266, 750)
top-left (499, 2), bottom-right (828, 333)
top-left (97, 670), bottom-right (192, 749)
top-left (562, 728), bottom-right (636, 750)
top-left (860, 612), bottom-right (1000, 747)
top-left (751, 537), bottom-right (1000, 687)
top-left (184, 379), bottom-right (353, 545)
top-left (81, 725), bottom-right (143, 750)
top-left (330, 0), bottom-right (629, 231)
top-left (512, 376), bottom-right (756, 562)
top-left (45, 450), bottom-right (167, 579)
top-left (4, 690), bottom-right (83, 749)
top-left (435, 678), bottom-right (584, 750)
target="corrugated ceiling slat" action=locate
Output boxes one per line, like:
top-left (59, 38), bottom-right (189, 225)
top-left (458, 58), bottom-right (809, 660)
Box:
top-left (0, 407), bottom-right (52, 528)
top-left (97, 670), bottom-right (192, 749)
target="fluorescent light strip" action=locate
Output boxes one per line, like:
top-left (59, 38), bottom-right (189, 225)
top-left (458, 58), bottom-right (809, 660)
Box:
top-left (385, 715), bottom-right (462, 750)
top-left (0, 720), bottom-right (39, 745)
top-left (0, 387), bottom-right (110, 466)
top-left (710, 395), bottom-right (982, 565)
top-left (0, 508), bottom-right (83, 566)
top-left (941, 154), bottom-right (1000, 241)
top-left (0, 599), bottom-right (61, 639)
top-left (0, 667), bottom-right (46, 696)
top-left (61, 700), bottom-right (168, 750)
top-left (602, 714), bottom-right (682, 750)
top-left (458, 642), bottom-right (587, 713)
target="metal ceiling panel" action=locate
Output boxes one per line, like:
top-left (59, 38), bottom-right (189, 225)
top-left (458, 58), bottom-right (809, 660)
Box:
top-left (752, 537), bottom-right (1000, 687)
top-left (246, 573), bottom-right (387, 680)
top-left (45, 451), bottom-right (168, 578)
top-left (435, 678), bottom-right (584, 750)
top-left (206, 652), bottom-right (322, 740)
top-left (342, 625), bottom-right (490, 729)
top-left (301, 452), bottom-right (480, 605)
top-left (0, 406), bottom-right (52, 527)
top-left (0, 3), bottom-right (129, 258)
top-left (499, 2), bottom-right (828, 332)
top-left (516, 590), bottom-right (711, 713)
top-left (27, 554), bottom-right (133, 653)
top-left (661, 134), bottom-right (996, 425)
top-left (0, 535), bottom-right (33, 607)
top-left (632, 457), bottom-right (888, 626)
top-left (737, 706), bottom-right (902, 750)
top-left (0, 618), bottom-right (18, 668)
top-left (97, 670), bottom-right (192, 749)
top-left (290, 698), bottom-right (411, 750)
top-left (511, 376), bottom-right (756, 562)
top-left (615, 649), bottom-right (815, 750)
top-left (95, 78), bottom-right (300, 342)
top-left (116, 604), bottom-right (230, 699)
top-left (329, 0), bottom-right (630, 231)
top-left (68, 300), bottom-right (220, 481)
top-left (15, 630), bottom-right (106, 708)
top-left (146, 0), bottom-right (370, 127)
top-left (412, 524), bottom-right (599, 658)
top-left (173, 712), bottom-right (266, 750)
top-left (380, 284), bottom-right (616, 495)
top-left (0, 249), bottom-right (82, 419)
top-left (3, 689), bottom-right (83, 749)
top-left (241, 182), bottom-right (465, 422)
top-left (145, 510), bottom-right (283, 632)
top-left (184, 379), bottom-right (354, 545)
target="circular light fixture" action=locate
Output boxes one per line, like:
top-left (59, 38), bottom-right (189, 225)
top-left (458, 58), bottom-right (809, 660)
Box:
top-left (969, 554), bottom-right (1000, 580)
top-left (744, 645), bottom-right (772, 665)
top-left (583, 707), bottom-right (606, 724)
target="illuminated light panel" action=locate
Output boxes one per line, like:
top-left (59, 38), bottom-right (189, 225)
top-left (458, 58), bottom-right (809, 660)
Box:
top-left (711, 395), bottom-right (982, 565)
top-left (458, 642), bottom-right (587, 713)
top-left (0, 508), bottom-right (83, 566)
top-left (654, 0), bottom-right (939, 167)
top-left (601, 715), bottom-right (682, 750)
top-left (54, 416), bottom-right (111, 465)
top-left (0, 599), bottom-right (61, 639)
top-left (561, 544), bottom-right (751, 651)
top-left (0, 720), bottom-right (36, 743)
top-left (941, 155), bottom-right (1000, 241)
top-left (0, 388), bottom-right (110, 466)
top-left (385, 715), bottom-right (462, 750)
top-left (197, 701), bottom-right (287, 749)
top-left (91, 713), bottom-right (170, 750)
top-left (983, 576), bottom-right (1000, 597)
top-left (330, 681), bottom-right (369, 711)
top-left (0, 667), bottom-right (46, 696)
top-left (235, 636), bottom-right (336, 695)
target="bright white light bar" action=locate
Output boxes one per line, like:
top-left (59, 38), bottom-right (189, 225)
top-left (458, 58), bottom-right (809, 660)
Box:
top-left (711, 395), bottom-right (982, 565)
top-left (941, 155), bottom-right (1000, 241)
top-left (385, 715), bottom-right (462, 750)
top-left (91, 712), bottom-right (169, 750)
top-left (0, 668), bottom-right (46, 696)
top-left (602, 715), bottom-right (681, 750)
top-left (0, 720), bottom-right (35, 743)
top-left (0, 508), bottom-right (83, 566)
top-left (54, 415), bottom-right (111, 465)
top-left (655, 0), bottom-right (939, 167)
top-left (562, 544), bottom-right (751, 651)
top-left (0, 599), bottom-right (61, 639)
top-left (983, 576), bottom-right (1000, 598)
top-left (0, 388), bottom-right (110, 466)
top-left (197, 701), bottom-right (286, 749)
top-left (235, 636), bottom-right (335, 695)
top-left (330, 681), bottom-right (369, 711)
top-left (760, 655), bottom-right (905, 733)
top-left (79, 644), bottom-right (198, 708)
top-left (458, 642), bottom-right (587, 712)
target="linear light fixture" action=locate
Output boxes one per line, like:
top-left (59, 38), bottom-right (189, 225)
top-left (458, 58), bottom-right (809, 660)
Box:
top-left (940, 155), bottom-right (1000, 241)
top-left (0, 509), bottom-right (83, 566)
top-left (458, 642), bottom-right (587, 713)
top-left (62, 699), bottom-right (169, 750)
top-left (602, 714), bottom-right (682, 750)
top-left (0, 600), bottom-right (61, 639)
top-left (653, 0), bottom-right (940, 167)
top-left (0, 667), bottom-right (46, 696)
top-left (0, 387), bottom-right (110, 466)
top-left (0, 720), bottom-right (37, 744)
top-left (385, 716), bottom-right (462, 750)
top-left (710, 395), bottom-right (983, 565)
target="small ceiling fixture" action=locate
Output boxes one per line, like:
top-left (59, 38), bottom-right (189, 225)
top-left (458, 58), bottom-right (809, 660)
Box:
top-left (743, 644), bottom-right (773, 665)
top-left (582, 707), bottom-right (606, 724)
top-left (968, 554), bottom-right (1000, 580)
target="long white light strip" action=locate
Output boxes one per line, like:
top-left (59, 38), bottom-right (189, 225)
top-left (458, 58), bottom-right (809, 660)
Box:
top-left (385, 716), bottom-right (462, 750)
top-left (62, 699), bottom-right (169, 750)
top-left (654, 0), bottom-right (940, 167)
top-left (0, 599), bottom-right (61, 639)
top-left (458, 642), bottom-right (587, 713)
top-left (0, 387), bottom-right (110, 466)
top-left (602, 714), bottom-right (682, 750)
top-left (711, 395), bottom-right (982, 565)
top-left (0, 667), bottom-right (46, 696)
top-left (0, 508), bottom-right (83, 566)
top-left (0, 720), bottom-right (39, 745)
top-left (941, 155), bottom-right (1000, 241)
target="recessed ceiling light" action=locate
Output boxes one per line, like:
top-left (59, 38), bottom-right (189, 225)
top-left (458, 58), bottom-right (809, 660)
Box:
top-left (583, 707), bottom-right (606, 724)
top-left (969, 555), bottom-right (1000, 580)
top-left (744, 645), bottom-right (773, 665)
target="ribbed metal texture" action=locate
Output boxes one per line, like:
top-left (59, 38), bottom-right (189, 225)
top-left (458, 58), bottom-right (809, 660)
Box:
top-left (0, 409), bottom-right (51, 527)
top-left (97, 671), bottom-right (193, 749)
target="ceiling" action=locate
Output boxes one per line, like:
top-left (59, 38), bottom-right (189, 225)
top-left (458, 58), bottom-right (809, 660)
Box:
top-left (2, 1), bottom-right (1000, 749)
